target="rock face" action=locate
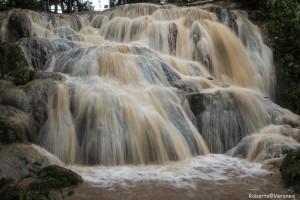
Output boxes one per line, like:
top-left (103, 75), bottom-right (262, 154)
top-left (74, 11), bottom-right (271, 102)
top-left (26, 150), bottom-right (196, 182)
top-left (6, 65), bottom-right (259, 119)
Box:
top-left (188, 91), bottom-right (248, 153)
top-left (280, 150), bottom-right (300, 193)
top-left (0, 144), bottom-right (62, 182)
top-left (0, 42), bottom-right (66, 144)
top-left (30, 165), bottom-right (83, 191)
top-left (6, 10), bottom-right (32, 42)
top-left (0, 43), bottom-right (34, 85)
top-left (0, 77), bottom-right (65, 144)
top-left (188, 88), bottom-right (300, 154)
top-left (0, 105), bottom-right (36, 143)
top-left (0, 144), bottom-right (82, 200)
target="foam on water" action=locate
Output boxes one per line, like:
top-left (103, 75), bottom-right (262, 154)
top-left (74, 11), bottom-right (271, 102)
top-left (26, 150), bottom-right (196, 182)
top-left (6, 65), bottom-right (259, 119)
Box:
top-left (70, 154), bottom-right (269, 189)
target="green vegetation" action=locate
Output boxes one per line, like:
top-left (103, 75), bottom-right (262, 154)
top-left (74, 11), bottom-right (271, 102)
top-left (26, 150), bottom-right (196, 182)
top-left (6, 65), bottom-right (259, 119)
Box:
top-left (280, 150), bottom-right (300, 193)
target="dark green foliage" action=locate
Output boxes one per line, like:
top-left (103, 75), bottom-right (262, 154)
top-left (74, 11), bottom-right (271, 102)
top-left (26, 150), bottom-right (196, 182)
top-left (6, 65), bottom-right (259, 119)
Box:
top-left (262, 0), bottom-right (300, 114)
top-left (0, 43), bottom-right (35, 85)
top-left (280, 150), bottom-right (300, 193)
top-left (0, 0), bottom-right (43, 10)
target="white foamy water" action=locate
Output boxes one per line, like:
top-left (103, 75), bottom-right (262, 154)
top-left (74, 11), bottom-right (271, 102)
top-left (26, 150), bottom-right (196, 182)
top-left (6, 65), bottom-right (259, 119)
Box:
top-left (70, 154), bottom-right (269, 189)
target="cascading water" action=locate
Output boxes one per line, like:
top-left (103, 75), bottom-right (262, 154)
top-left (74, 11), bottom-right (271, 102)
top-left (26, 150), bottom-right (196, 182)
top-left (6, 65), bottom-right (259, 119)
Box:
top-left (0, 3), bottom-right (294, 164)
top-left (1, 3), bottom-right (300, 199)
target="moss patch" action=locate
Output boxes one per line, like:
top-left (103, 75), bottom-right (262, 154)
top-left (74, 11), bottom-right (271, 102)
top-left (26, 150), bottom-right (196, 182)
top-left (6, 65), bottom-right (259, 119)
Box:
top-left (0, 165), bottom-right (82, 200)
top-left (280, 150), bottom-right (300, 193)
top-left (29, 165), bottom-right (83, 191)
top-left (0, 43), bottom-right (34, 85)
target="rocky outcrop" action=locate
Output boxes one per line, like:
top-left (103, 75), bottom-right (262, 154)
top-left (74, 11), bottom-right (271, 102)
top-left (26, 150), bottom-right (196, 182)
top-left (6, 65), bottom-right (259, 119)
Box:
top-left (19, 37), bottom-right (76, 71)
top-left (280, 150), bottom-right (300, 193)
top-left (0, 43), bottom-right (34, 85)
top-left (0, 105), bottom-right (36, 143)
top-left (6, 10), bottom-right (33, 42)
top-left (0, 144), bottom-right (62, 182)
top-left (0, 40), bottom-right (67, 144)
top-left (188, 88), bottom-right (300, 154)
top-left (227, 125), bottom-right (300, 163)
top-left (0, 144), bottom-right (82, 200)
top-left (30, 165), bottom-right (83, 192)
top-left (0, 74), bottom-right (65, 144)
top-left (168, 22), bottom-right (178, 55)
top-left (187, 91), bottom-right (249, 153)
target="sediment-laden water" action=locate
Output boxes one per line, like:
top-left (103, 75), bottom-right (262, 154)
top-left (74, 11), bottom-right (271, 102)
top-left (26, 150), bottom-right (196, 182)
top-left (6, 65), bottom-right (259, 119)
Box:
top-left (1, 3), bottom-right (300, 199)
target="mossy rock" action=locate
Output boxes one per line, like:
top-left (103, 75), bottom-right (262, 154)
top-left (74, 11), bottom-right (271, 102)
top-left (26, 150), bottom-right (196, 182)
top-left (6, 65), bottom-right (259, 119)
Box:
top-left (280, 150), bottom-right (300, 193)
top-left (0, 42), bottom-right (34, 85)
top-left (29, 165), bottom-right (83, 191)
top-left (0, 178), bottom-right (47, 200)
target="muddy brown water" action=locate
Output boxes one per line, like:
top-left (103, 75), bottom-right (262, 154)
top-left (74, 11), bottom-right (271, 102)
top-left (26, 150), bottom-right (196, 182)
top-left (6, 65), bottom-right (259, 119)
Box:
top-left (66, 155), bottom-right (299, 200)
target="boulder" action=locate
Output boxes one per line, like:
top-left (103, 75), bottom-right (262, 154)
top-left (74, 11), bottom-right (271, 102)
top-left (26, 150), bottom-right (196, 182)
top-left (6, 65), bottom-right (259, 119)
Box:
top-left (0, 42), bottom-right (34, 85)
top-left (280, 150), bottom-right (300, 193)
top-left (0, 85), bottom-right (31, 113)
top-left (19, 37), bottom-right (75, 71)
top-left (0, 144), bottom-right (62, 182)
top-left (6, 10), bottom-right (32, 42)
top-left (29, 165), bottom-right (83, 191)
top-left (227, 125), bottom-right (300, 162)
top-left (187, 91), bottom-right (248, 153)
top-left (0, 105), bottom-right (36, 144)
top-left (168, 22), bottom-right (178, 55)
top-left (187, 88), bottom-right (300, 153)
top-left (0, 74), bottom-right (66, 144)
top-left (0, 144), bottom-right (82, 200)
top-left (22, 78), bottom-right (62, 131)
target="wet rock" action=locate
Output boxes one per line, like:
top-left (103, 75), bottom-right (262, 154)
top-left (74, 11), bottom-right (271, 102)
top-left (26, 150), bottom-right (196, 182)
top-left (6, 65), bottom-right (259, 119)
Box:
top-left (228, 125), bottom-right (300, 162)
top-left (0, 80), bottom-right (15, 90)
top-left (19, 37), bottom-right (75, 71)
top-left (29, 165), bottom-right (83, 191)
top-left (280, 150), bottom-right (300, 193)
top-left (0, 75), bottom-right (64, 144)
top-left (280, 126), bottom-right (300, 142)
top-left (0, 86), bottom-right (31, 113)
top-left (188, 88), bottom-right (300, 154)
top-left (0, 178), bottom-right (48, 200)
top-left (0, 42), bottom-right (35, 85)
top-left (262, 98), bottom-right (300, 128)
top-left (22, 79), bottom-right (61, 131)
top-left (6, 10), bottom-right (32, 42)
top-left (0, 145), bottom-right (81, 200)
top-left (188, 91), bottom-right (248, 153)
top-left (208, 6), bottom-right (238, 33)
top-left (168, 22), bottom-right (178, 55)
top-left (0, 144), bottom-right (62, 182)
top-left (0, 105), bottom-right (36, 143)
top-left (33, 71), bottom-right (66, 82)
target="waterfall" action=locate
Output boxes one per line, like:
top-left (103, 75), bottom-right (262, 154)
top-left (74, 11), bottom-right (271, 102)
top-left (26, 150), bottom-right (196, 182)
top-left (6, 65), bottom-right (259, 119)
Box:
top-left (0, 4), bottom-right (289, 165)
